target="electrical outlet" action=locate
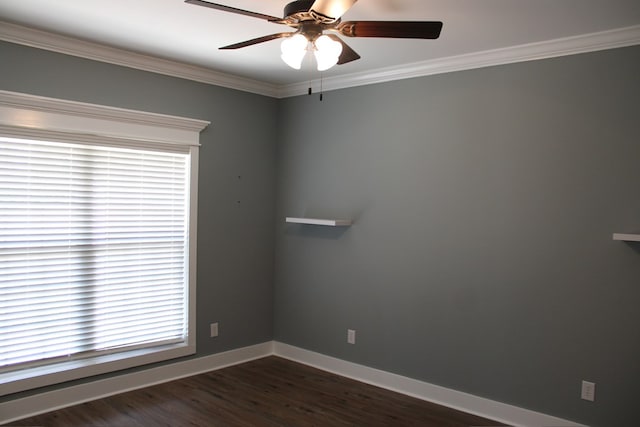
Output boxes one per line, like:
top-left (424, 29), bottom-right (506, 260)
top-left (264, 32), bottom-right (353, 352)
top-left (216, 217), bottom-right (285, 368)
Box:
top-left (581, 380), bottom-right (595, 402)
top-left (347, 329), bottom-right (356, 344)
top-left (210, 322), bottom-right (219, 338)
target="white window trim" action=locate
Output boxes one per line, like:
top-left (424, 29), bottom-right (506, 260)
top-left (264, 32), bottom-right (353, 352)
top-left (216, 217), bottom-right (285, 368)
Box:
top-left (0, 90), bottom-right (209, 396)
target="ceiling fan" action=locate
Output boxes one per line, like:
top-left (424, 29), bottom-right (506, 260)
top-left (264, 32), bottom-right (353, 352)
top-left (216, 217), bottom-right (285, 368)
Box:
top-left (185, 0), bottom-right (443, 71)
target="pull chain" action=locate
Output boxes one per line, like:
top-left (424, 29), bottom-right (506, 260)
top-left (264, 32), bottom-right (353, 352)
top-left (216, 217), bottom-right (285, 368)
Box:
top-left (307, 54), bottom-right (313, 96)
top-left (304, 62), bottom-right (324, 102)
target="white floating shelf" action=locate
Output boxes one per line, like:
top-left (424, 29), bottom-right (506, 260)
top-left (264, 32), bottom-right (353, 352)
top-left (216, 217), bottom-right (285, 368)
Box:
top-left (286, 217), bottom-right (352, 227)
top-left (613, 232), bottom-right (640, 242)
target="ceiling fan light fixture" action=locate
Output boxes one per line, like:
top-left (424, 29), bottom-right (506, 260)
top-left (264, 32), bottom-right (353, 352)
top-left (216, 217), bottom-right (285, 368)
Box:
top-left (281, 33), bottom-right (309, 69)
top-left (314, 35), bottom-right (343, 71)
top-left (187, 0), bottom-right (443, 73)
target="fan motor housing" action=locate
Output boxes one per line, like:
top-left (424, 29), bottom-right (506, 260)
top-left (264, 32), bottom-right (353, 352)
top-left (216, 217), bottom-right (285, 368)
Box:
top-left (284, 0), bottom-right (314, 18)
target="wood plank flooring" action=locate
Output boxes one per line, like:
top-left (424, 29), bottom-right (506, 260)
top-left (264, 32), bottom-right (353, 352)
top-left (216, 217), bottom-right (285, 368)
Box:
top-left (5, 356), bottom-right (507, 426)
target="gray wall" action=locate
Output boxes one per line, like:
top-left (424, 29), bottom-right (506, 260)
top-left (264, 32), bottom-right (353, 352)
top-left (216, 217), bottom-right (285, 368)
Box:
top-left (0, 40), bottom-right (277, 394)
top-left (274, 45), bottom-right (640, 427)
top-left (2, 38), bottom-right (639, 426)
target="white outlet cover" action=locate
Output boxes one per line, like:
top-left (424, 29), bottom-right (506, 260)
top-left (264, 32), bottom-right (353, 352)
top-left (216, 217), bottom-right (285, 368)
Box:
top-left (347, 329), bottom-right (356, 344)
top-left (581, 380), bottom-right (595, 401)
top-left (210, 322), bottom-right (219, 338)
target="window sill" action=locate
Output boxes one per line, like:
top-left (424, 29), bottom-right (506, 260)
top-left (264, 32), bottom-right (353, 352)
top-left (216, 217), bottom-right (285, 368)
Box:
top-left (0, 342), bottom-right (194, 397)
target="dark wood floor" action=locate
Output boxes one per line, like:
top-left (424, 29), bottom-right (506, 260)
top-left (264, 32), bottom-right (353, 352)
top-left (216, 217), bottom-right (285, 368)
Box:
top-left (6, 356), bottom-right (507, 426)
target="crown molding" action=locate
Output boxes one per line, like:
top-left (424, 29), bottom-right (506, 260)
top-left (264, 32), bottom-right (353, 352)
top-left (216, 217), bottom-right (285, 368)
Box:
top-left (0, 21), bottom-right (280, 98)
top-left (1, 20), bottom-right (639, 99)
top-left (280, 24), bottom-right (640, 97)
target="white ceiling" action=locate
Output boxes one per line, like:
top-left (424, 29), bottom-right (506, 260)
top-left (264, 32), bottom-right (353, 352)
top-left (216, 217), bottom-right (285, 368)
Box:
top-left (1, 0), bottom-right (639, 92)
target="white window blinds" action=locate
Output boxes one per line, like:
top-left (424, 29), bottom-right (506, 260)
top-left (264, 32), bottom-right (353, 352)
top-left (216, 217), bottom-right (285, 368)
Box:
top-left (0, 136), bottom-right (190, 371)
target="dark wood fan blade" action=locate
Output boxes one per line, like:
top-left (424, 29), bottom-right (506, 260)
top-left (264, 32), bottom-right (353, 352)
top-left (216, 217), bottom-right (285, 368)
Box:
top-left (337, 21), bottom-right (443, 39)
top-left (184, 0), bottom-right (282, 22)
top-left (220, 33), bottom-right (293, 50)
top-left (310, 0), bottom-right (358, 22)
top-left (326, 34), bottom-right (361, 64)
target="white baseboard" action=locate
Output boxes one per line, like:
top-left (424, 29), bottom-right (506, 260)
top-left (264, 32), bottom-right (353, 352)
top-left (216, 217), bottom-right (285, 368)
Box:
top-left (0, 341), bottom-right (273, 425)
top-left (1, 341), bottom-right (586, 427)
top-left (272, 342), bottom-right (587, 427)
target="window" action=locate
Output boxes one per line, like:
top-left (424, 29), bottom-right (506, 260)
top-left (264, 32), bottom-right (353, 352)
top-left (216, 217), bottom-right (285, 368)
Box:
top-left (0, 90), bottom-right (208, 395)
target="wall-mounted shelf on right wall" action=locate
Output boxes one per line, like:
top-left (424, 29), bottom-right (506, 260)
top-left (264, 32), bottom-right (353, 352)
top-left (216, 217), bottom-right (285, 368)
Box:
top-left (613, 232), bottom-right (640, 242)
